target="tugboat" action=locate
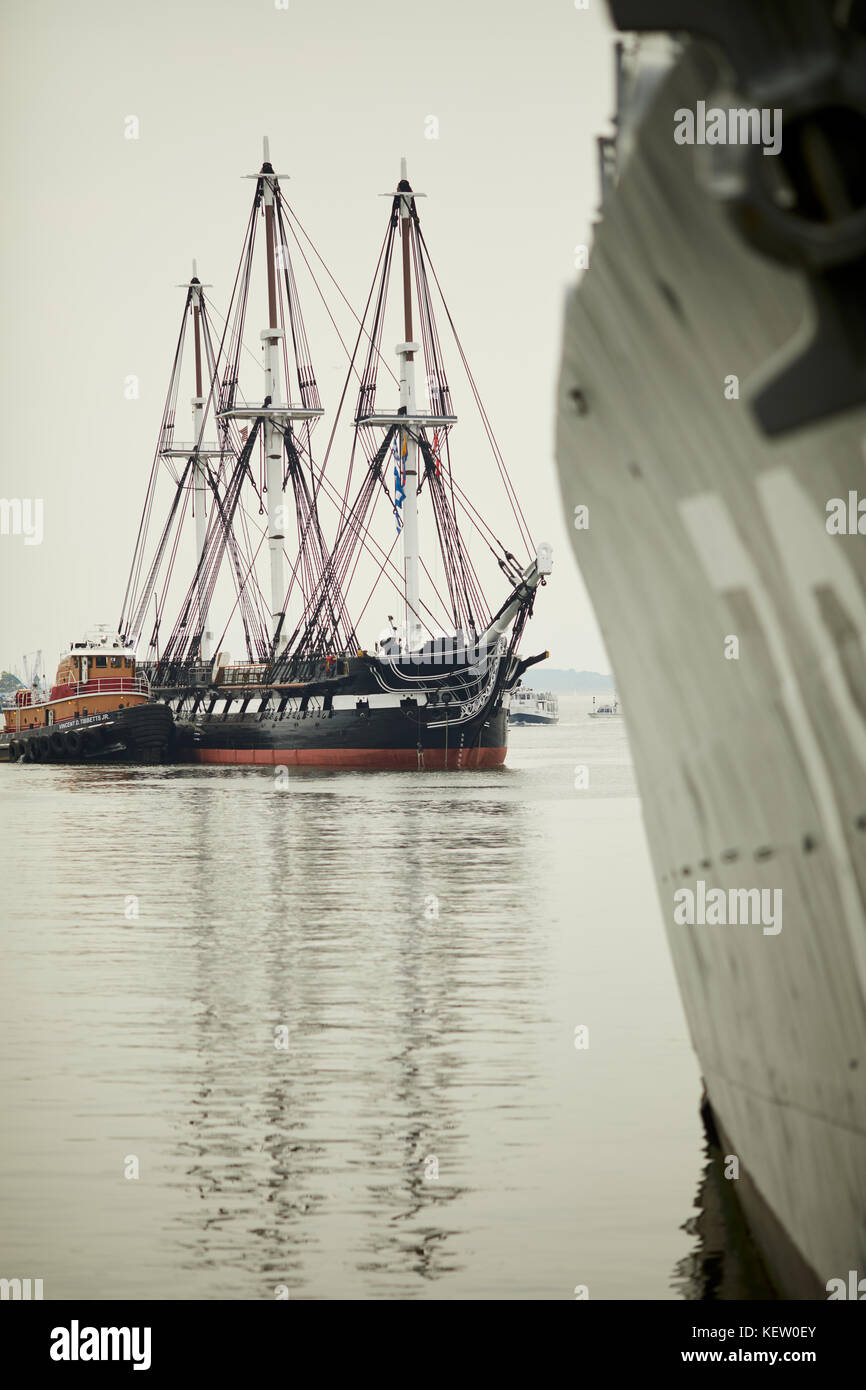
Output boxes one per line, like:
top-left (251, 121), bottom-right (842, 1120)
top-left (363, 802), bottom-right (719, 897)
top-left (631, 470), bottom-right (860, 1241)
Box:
top-left (509, 685), bottom-right (560, 726)
top-left (120, 146), bottom-right (551, 769)
top-left (1, 626), bottom-right (174, 764)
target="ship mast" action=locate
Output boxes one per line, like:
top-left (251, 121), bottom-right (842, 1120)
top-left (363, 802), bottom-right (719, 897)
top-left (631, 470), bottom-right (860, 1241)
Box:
top-left (396, 159), bottom-right (422, 650)
top-left (209, 138), bottom-right (326, 656)
top-left (122, 150), bottom-right (335, 669)
top-left (260, 138), bottom-right (288, 648)
top-left (189, 262), bottom-right (214, 661)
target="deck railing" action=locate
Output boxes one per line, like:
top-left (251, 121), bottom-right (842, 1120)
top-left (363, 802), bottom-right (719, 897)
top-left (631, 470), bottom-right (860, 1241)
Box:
top-left (50, 675), bottom-right (151, 700)
top-left (215, 665), bottom-right (270, 687)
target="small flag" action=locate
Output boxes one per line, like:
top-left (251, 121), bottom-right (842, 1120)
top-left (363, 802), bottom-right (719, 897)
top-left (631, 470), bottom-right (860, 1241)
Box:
top-left (394, 463), bottom-right (405, 533)
top-left (240, 426), bottom-right (249, 444)
top-left (394, 464), bottom-right (406, 508)
top-left (432, 429), bottom-right (441, 477)
top-left (391, 433), bottom-right (405, 482)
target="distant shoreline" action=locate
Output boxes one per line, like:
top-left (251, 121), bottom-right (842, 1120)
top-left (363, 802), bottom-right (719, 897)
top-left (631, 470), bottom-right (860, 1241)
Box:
top-left (520, 668), bottom-right (614, 693)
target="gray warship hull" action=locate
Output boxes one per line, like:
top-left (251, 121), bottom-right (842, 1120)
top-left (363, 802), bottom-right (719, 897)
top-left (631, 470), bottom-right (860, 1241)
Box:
top-left (556, 39), bottom-right (866, 1296)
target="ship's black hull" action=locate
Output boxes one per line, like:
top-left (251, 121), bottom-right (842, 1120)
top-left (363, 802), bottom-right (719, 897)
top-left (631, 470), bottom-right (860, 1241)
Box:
top-left (175, 703), bottom-right (509, 770)
top-left (160, 649), bottom-right (519, 770)
top-left (1, 702), bottom-right (176, 765)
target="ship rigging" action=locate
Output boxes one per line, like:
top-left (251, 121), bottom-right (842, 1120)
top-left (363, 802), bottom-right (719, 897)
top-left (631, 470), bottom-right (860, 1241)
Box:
top-left (119, 144), bottom-right (551, 768)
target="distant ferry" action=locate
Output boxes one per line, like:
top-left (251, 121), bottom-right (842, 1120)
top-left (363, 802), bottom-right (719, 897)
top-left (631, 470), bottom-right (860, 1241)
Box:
top-left (508, 686), bottom-right (559, 726)
top-left (588, 695), bottom-right (620, 718)
top-left (1, 626), bottom-right (174, 764)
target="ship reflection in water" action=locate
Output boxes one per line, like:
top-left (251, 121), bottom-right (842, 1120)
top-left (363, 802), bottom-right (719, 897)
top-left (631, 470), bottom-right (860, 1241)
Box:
top-left (175, 788), bottom-right (538, 1296)
top-left (674, 1118), bottom-right (779, 1301)
top-left (2, 702), bottom-right (723, 1299)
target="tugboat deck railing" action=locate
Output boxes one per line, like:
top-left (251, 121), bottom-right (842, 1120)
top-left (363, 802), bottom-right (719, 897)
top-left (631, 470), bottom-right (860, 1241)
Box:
top-left (49, 676), bottom-right (152, 701)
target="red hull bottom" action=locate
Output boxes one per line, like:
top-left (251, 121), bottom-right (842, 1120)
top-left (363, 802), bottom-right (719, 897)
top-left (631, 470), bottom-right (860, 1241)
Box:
top-left (189, 746), bottom-right (507, 770)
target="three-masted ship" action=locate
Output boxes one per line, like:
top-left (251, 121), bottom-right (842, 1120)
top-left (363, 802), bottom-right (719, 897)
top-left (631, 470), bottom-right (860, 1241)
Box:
top-left (121, 145), bottom-right (551, 769)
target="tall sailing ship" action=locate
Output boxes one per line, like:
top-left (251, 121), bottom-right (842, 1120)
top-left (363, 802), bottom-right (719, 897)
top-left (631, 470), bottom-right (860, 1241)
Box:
top-left (556, 2), bottom-right (866, 1296)
top-left (120, 146), bottom-right (551, 769)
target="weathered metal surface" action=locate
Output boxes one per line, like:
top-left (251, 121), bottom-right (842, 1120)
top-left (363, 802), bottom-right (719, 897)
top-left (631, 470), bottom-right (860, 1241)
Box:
top-left (556, 42), bottom-right (866, 1293)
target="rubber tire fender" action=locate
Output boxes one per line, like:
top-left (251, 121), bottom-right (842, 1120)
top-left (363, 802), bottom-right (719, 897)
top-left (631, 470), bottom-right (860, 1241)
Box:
top-left (64, 729), bottom-right (83, 756)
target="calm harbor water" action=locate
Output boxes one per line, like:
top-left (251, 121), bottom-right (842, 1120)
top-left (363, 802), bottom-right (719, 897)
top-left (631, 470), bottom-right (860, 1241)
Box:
top-left (1, 696), bottom-right (714, 1300)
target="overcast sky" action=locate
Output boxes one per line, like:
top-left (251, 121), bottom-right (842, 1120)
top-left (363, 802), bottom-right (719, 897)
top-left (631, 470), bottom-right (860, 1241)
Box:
top-left (0, 0), bottom-right (617, 678)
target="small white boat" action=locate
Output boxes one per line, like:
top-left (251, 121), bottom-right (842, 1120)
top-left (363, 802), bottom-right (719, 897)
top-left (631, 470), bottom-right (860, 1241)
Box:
top-left (588, 694), bottom-right (620, 718)
top-left (508, 686), bottom-right (559, 726)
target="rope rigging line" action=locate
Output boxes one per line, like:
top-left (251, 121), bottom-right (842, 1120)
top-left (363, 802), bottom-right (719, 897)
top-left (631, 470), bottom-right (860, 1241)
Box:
top-left (126, 166), bottom-right (538, 680)
top-left (416, 221), bottom-right (535, 559)
top-left (120, 287), bottom-right (193, 639)
top-left (308, 190), bottom-right (529, 649)
top-left (158, 418), bottom-right (266, 668)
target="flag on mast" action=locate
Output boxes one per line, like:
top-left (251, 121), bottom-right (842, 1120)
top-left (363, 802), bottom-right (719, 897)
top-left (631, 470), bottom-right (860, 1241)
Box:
top-left (394, 463), bottom-right (406, 532)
